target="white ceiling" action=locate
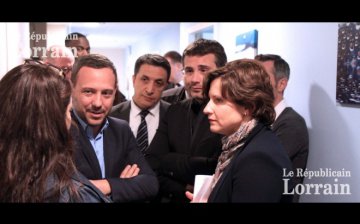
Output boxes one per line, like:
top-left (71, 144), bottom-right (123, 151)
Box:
top-left (48, 22), bottom-right (176, 49)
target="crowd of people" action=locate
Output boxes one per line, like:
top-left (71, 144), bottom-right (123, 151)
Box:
top-left (0, 32), bottom-right (309, 203)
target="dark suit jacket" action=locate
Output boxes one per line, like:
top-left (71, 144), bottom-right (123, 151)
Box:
top-left (161, 86), bottom-right (186, 104)
top-left (110, 100), bottom-right (170, 123)
top-left (146, 99), bottom-right (223, 202)
top-left (71, 112), bottom-right (159, 202)
top-left (273, 108), bottom-right (309, 184)
top-left (208, 123), bottom-right (293, 203)
top-left (272, 107), bottom-right (308, 202)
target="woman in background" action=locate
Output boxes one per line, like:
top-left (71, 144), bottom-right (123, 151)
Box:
top-left (0, 62), bottom-right (110, 202)
top-left (187, 59), bottom-right (293, 202)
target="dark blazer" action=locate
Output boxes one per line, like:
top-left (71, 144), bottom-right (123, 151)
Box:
top-left (146, 99), bottom-right (223, 202)
top-left (71, 113), bottom-right (159, 202)
top-left (208, 123), bottom-right (293, 203)
top-left (272, 107), bottom-right (308, 202)
top-left (110, 100), bottom-right (170, 123)
top-left (161, 86), bottom-right (186, 104)
top-left (273, 108), bottom-right (309, 184)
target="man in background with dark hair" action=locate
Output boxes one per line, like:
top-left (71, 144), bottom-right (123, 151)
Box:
top-left (146, 39), bottom-right (227, 202)
top-left (65, 32), bottom-right (90, 58)
top-left (110, 54), bottom-right (170, 153)
top-left (255, 54), bottom-right (309, 202)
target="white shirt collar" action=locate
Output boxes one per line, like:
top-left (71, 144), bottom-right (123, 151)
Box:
top-left (130, 100), bottom-right (160, 117)
top-left (129, 99), bottom-right (161, 145)
top-left (274, 99), bottom-right (288, 121)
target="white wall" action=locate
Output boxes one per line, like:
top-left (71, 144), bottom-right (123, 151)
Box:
top-left (47, 23), bottom-right (180, 99)
top-left (211, 22), bottom-right (359, 202)
top-left (0, 23), bottom-right (8, 77)
top-left (0, 22), bottom-right (30, 78)
top-left (47, 24), bottom-right (128, 99)
top-left (180, 23), bottom-right (218, 52)
top-left (126, 23), bottom-right (180, 98)
top-left (47, 23), bottom-right (68, 47)
top-left (92, 47), bottom-right (127, 98)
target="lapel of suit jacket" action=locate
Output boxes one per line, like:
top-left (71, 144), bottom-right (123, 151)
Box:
top-left (103, 119), bottom-right (116, 177)
top-left (159, 100), bottom-right (169, 119)
top-left (178, 87), bottom-right (186, 102)
top-left (124, 101), bottom-right (131, 122)
top-left (190, 111), bottom-right (209, 152)
top-left (110, 101), bottom-right (131, 122)
top-left (72, 113), bottom-right (103, 178)
top-left (118, 101), bottom-right (131, 122)
top-left (189, 100), bottom-right (213, 154)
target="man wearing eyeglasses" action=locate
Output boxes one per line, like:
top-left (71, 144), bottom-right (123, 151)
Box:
top-left (146, 39), bottom-right (227, 202)
top-left (43, 45), bottom-right (74, 80)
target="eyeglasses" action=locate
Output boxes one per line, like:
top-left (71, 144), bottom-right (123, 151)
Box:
top-left (24, 59), bottom-right (71, 78)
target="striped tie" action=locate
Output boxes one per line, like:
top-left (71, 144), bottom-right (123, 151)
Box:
top-left (136, 110), bottom-right (150, 153)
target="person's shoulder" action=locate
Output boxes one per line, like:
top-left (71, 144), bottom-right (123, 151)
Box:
top-left (280, 107), bottom-right (307, 125)
top-left (246, 123), bottom-right (282, 150)
top-left (160, 100), bottom-right (171, 109)
top-left (242, 125), bottom-right (290, 165)
top-left (107, 116), bottom-right (130, 127)
top-left (111, 101), bottom-right (130, 113)
top-left (168, 98), bottom-right (191, 111)
top-left (161, 86), bottom-right (184, 97)
top-left (107, 116), bottom-right (134, 139)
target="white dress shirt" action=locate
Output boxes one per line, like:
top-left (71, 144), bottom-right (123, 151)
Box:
top-left (129, 100), bottom-right (160, 144)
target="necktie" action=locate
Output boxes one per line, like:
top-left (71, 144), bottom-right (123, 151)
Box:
top-left (136, 110), bottom-right (150, 153)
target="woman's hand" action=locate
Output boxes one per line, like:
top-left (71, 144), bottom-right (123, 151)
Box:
top-left (185, 191), bottom-right (193, 201)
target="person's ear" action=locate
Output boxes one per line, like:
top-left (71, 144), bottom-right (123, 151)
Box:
top-left (277, 78), bottom-right (288, 93)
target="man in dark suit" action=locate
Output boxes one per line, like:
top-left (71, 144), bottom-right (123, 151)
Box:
top-left (255, 54), bottom-right (309, 202)
top-left (71, 54), bottom-right (158, 202)
top-left (110, 54), bottom-right (170, 151)
top-left (146, 39), bottom-right (228, 202)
